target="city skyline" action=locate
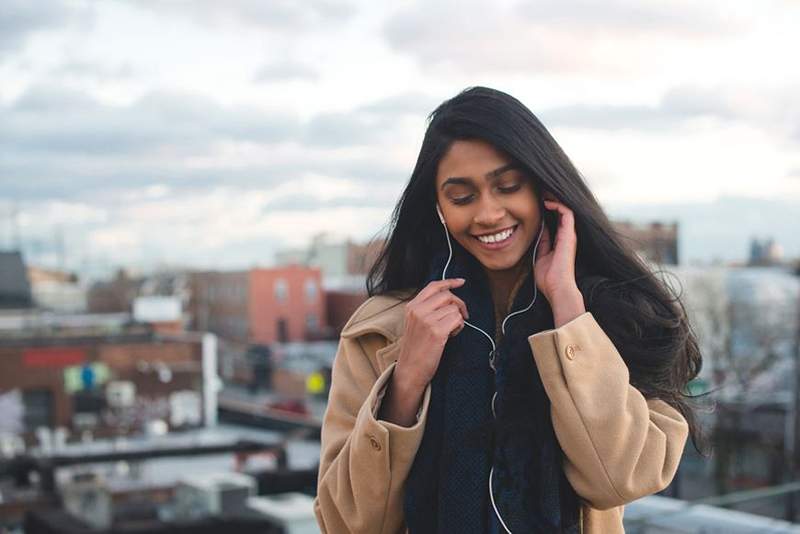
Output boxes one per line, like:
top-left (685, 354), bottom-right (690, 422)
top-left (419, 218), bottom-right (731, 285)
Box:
top-left (1, 0), bottom-right (799, 275)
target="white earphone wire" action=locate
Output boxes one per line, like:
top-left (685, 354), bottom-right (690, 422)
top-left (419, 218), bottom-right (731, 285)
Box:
top-left (439, 215), bottom-right (545, 352)
top-left (436, 209), bottom-right (546, 534)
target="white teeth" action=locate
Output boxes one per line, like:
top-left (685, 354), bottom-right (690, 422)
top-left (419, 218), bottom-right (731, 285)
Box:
top-left (477, 227), bottom-right (514, 244)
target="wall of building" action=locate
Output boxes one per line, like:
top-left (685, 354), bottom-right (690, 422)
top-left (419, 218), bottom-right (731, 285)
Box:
top-left (189, 272), bottom-right (249, 342)
top-left (0, 336), bottom-right (204, 433)
top-left (248, 266), bottom-right (325, 344)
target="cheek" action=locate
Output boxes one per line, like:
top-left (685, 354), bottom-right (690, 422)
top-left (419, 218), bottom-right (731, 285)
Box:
top-left (509, 196), bottom-right (540, 224)
top-left (449, 212), bottom-right (473, 234)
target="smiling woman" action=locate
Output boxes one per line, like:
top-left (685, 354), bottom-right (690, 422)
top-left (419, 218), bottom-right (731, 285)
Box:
top-left (314, 87), bottom-right (703, 534)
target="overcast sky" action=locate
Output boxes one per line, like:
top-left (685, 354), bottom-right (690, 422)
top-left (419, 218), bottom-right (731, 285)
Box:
top-left (1, 0), bottom-right (798, 277)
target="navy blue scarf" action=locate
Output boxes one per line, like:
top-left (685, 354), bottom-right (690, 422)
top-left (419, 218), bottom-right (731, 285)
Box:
top-left (403, 243), bottom-right (581, 533)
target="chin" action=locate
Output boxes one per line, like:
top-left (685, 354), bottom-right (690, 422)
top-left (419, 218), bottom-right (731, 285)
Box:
top-left (472, 251), bottom-right (524, 272)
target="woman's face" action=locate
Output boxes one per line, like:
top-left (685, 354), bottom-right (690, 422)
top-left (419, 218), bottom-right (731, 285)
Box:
top-left (435, 139), bottom-right (542, 273)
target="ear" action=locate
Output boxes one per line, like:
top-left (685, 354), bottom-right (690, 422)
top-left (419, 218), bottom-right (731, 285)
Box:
top-left (436, 203), bottom-right (446, 225)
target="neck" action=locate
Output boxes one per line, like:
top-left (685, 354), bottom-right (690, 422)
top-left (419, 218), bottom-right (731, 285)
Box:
top-left (485, 258), bottom-right (529, 319)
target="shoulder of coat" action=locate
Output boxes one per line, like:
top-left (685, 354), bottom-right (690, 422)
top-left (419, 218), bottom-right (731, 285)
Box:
top-left (339, 289), bottom-right (413, 342)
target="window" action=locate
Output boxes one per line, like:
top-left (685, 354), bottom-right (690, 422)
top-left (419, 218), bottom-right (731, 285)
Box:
top-left (304, 278), bottom-right (317, 303)
top-left (306, 313), bottom-right (318, 332)
top-left (274, 278), bottom-right (288, 302)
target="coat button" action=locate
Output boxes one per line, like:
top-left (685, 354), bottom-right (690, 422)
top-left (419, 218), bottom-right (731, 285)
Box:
top-left (369, 436), bottom-right (382, 451)
top-left (565, 344), bottom-right (577, 360)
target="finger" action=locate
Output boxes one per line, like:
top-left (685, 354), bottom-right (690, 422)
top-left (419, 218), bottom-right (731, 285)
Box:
top-left (417, 289), bottom-right (469, 319)
top-left (416, 278), bottom-right (465, 302)
top-left (449, 321), bottom-right (465, 338)
top-left (430, 304), bottom-right (460, 323)
top-left (437, 311), bottom-right (464, 338)
top-left (543, 199), bottom-right (574, 221)
top-left (543, 200), bottom-right (576, 245)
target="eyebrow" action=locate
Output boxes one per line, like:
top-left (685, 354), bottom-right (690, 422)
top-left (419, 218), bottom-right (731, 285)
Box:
top-left (440, 162), bottom-right (520, 189)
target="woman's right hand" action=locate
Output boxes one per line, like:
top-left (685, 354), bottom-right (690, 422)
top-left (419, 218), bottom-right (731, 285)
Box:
top-left (395, 278), bottom-right (468, 392)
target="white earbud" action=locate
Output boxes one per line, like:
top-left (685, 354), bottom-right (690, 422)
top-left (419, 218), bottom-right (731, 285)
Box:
top-left (436, 203), bottom-right (446, 225)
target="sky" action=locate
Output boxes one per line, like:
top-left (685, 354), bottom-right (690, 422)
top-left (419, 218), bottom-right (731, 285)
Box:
top-left (1, 0), bottom-right (798, 278)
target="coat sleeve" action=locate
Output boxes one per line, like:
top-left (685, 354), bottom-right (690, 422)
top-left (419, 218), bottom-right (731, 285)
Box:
top-left (314, 333), bottom-right (432, 534)
top-left (528, 311), bottom-right (689, 511)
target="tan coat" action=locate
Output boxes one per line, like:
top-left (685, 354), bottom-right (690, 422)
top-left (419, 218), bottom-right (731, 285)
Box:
top-left (314, 293), bottom-right (689, 534)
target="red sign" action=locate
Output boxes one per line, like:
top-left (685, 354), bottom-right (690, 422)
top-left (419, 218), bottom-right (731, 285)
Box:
top-left (23, 347), bottom-right (86, 368)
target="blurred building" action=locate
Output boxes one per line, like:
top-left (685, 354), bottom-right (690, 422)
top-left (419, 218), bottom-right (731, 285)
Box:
top-left (748, 237), bottom-right (784, 266)
top-left (0, 312), bottom-right (215, 437)
top-left (133, 295), bottom-right (185, 334)
top-left (275, 232), bottom-right (382, 279)
top-left (275, 233), bottom-right (383, 334)
top-left (670, 264), bottom-right (800, 519)
top-left (612, 220), bottom-right (679, 266)
top-left (87, 269), bottom-right (142, 313)
top-left (0, 251), bottom-right (33, 309)
top-left (28, 266), bottom-right (87, 313)
top-left (189, 266), bottom-right (326, 344)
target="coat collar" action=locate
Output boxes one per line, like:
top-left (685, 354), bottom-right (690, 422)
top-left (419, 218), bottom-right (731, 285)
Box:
top-left (339, 291), bottom-right (413, 342)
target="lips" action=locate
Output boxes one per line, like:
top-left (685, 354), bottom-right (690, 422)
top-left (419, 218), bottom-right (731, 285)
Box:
top-left (473, 224), bottom-right (517, 240)
top-left (472, 224), bottom-right (518, 249)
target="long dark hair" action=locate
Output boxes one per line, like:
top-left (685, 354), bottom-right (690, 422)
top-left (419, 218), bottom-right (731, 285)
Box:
top-left (367, 86), bottom-right (706, 452)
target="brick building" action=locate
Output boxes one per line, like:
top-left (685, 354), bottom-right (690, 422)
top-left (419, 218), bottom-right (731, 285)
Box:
top-left (189, 266), bottom-right (326, 344)
top-left (0, 327), bottom-right (211, 435)
top-left (275, 235), bottom-right (385, 335)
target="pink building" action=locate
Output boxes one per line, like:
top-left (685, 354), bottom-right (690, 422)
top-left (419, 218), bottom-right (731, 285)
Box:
top-left (249, 266), bottom-right (326, 344)
top-left (189, 266), bottom-right (326, 344)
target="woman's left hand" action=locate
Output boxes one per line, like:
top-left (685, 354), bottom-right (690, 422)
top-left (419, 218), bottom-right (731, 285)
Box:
top-left (534, 195), bottom-right (582, 313)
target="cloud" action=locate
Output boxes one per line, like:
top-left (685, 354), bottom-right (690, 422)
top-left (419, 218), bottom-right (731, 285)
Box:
top-left (515, 0), bottom-right (743, 38)
top-left (540, 85), bottom-right (800, 139)
top-left (1, 86), bottom-right (434, 160)
top-left (302, 111), bottom-right (378, 147)
top-left (253, 60), bottom-right (319, 82)
top-left (303, 91), bottom-right (439, 147)
top-left (127, 0), bottom-right (356, 31)
top-left (0, 0), bottom-right (88, 58)
top-left (12, 184), bottom-right (396, 276)
top-left (0, 86), bottom-right (301, 157)
top-left (0, 85), bottom-right (423, 203)
top-left (52, 60), bottom-right (136, 81)
top-left (383, 0), bottom-right (747, 75)
top-left (358, 92), bottom-right (440, 117)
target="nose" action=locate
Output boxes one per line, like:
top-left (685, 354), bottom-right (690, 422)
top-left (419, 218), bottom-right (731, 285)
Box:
top-left (473, 194), bottom-right (505, 227)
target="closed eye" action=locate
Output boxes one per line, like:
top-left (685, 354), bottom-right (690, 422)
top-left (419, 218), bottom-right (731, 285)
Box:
top-left (498, 184), bottom-right (522, 194)
top-left (451, 194), bottom-right (475, 205)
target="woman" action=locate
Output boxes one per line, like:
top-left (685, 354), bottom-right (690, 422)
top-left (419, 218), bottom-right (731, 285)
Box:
top-left (314, 87), bottom-right (702, 533)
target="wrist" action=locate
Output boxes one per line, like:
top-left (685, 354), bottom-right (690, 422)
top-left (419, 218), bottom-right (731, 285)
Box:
top-left (393, 361), bottom-right (427, 396)
top-left (550, 286), bottom-right (585, 328)
top-left (379, 363), bottom-right (425, 427)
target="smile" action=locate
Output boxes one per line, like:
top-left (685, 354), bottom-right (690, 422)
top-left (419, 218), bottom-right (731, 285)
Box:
top-left (472, 225), bottom-right (518, 249)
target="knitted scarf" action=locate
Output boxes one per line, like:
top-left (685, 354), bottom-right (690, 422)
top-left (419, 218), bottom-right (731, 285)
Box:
top-left (403, 242), bottom-right (581, 533)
